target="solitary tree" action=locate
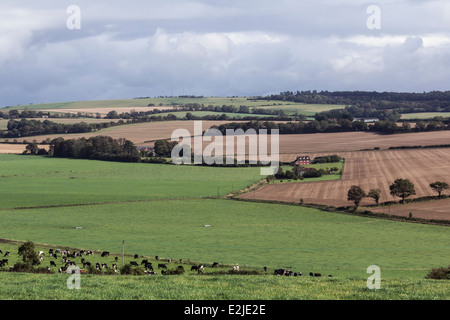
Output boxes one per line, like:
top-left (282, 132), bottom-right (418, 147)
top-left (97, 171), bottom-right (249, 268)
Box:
top-left (367, 188), bottom-right (381, 206)
top-left (17, 241), bottom-right (40, 267)
top-left (429, 181), bottom-right (449, 199)
top-left (347, 185), bottom-right (366, 209)
top-left (389, 179), bottom-right (416, 203)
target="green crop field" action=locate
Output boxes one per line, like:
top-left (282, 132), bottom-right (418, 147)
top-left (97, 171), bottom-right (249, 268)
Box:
top-left (400, 112), bottom-right (450, 120)
top-left (0, 154), bottom-right (449, 300)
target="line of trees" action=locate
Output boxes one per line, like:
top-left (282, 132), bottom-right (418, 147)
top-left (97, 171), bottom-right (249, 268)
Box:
top-left (1, 119), bottom-right (115, 138)
top-left (347, 179), bottom-right (449, 209)
top-left (49, 136), bottom-right (141, 162)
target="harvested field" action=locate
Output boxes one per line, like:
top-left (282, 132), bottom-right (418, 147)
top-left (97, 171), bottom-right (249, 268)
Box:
top-left (41, 106), bottom-right (179, 116)
top-left (0, 121), bottom-right (247, 146)
top-left (368, 199), bottom-right (450, 221)
top-left (0, 144), bottom-right (48, 154)
top-left (275, 131), bottom-right (450, 156)
top-left (239, 148), bottom-right (450, 221)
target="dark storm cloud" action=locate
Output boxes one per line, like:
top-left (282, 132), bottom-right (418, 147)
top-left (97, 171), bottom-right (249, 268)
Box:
top-left (1, 0), bottom-right (450, 106)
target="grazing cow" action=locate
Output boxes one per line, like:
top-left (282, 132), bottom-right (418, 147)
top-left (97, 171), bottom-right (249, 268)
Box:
top-left (115, 257), bottom-right (118, 262)
top-left (263, 266), bottom-right (267, 273)
top-left (233, 265), bottom-right (239, 272)
top-left (212, 262), bottom-right (219, 268)
top-left (158, 263), bottom-right (167, 269)
top-left (144, 263), bottom-right (153, 271)
top-left (134, 254), bottom-right (139, 259)
top-left (315, 273), bottom-right (322, 277)
top-left (168, 259), bottom-right (172, 264)
top-left (38, 251), bottom-right (45, 256)
top-left (130, 261), bottom-right (138, 266)
top-left (4, 251), bottom-right (10, 257)
top-left (274, 269), bottom-right (285, 275)
top-left (274, 269), bottom-right (293, 276)
top-left (155, 256), bottom-right (159, 261)
top-left (101, 251), bottom-right (109, 257)
top-left (2, 259), bottom-right (8, 265)
top-left (179, 259), bottom-right (183, 264)
top-left (50, 261), bottom-right (56, 267)
top-left (141, 259), bottom-right (148, 265)
top-left (191, 264), bottom-right (203, 271)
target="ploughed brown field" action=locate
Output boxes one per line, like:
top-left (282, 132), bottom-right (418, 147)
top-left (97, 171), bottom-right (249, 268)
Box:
top-left (239, 148), bottom-right (450, 221)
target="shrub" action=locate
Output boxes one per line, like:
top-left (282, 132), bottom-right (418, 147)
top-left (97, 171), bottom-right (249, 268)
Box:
top-left (165, 266), bottom-right (185, 275)
top-left (120, 264), bottom-right (146, 275)
top-left (426, 266), bottom-right (450, 280)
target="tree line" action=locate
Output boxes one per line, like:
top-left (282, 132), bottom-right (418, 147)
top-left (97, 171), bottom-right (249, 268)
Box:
top-left (49, 136), bottom-right (140, 162)
top-left (256, 90), bottom-right (450, 121)
top-left (212, 118), bottom-right (450, 135)
top-left (347, 179), bottom-right (449, 209)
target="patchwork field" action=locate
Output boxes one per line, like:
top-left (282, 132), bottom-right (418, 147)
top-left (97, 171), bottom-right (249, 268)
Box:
top-left (1, 153), bottom-right (449, 300)
top-left (0, 154), bottom-right (449, 280)
top-left (240, 148), bottom-right (450, 221)
top-left (0, 120), bottom-right (247, 146)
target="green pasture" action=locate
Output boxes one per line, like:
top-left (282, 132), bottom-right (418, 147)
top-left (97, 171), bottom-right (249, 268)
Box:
top-left (8, 97), bottom-right (346, 118)
top-left (0, 271), bottom-right (448, 300)
top-left (148, 111), bottom-right (276, 119)
top-left (8, 97), bottom-right (297, 111)
top-left (252, 104), bottom-right (346, 116)
top-left (274, 162), bottom-right (344, 183)
top-left (400, 112), bottom-right (450, 120)
top-left (0, 154), bottom-right (449, 300)
top-left (0, 197), bottom-right (449, 280)
top-left (0, 154), bottom-right (262, 208)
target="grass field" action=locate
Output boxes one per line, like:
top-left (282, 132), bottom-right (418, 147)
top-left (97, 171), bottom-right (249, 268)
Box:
top-left (1, 198), bottom-right (449, 278)
top-left (401, 112), bottom-right (450, 120)
top-left (1, 154), bottom-right (449, 279)
top-left (0, 154), bottom-right (262, 208)
top-left (0, 271), bottom-right (448, 300)
top-left (1, 151), bottom-right (449, 300)
top-left (7, 97), bottom-right (346, 119)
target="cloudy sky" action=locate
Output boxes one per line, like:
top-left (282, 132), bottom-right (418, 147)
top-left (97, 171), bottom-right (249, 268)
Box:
top-left (1, 0), bottom-right (450, 106)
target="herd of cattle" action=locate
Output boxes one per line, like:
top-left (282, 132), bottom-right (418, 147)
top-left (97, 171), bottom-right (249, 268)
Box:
top-left (0, 248), bottom-right (330, 277)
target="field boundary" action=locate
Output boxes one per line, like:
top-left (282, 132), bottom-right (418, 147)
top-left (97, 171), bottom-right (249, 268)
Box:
top-left (231, 197), bottom-right (450, 227)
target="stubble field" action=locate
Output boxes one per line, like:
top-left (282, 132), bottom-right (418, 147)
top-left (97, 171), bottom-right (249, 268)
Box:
top-left (240, 148), bottom-right (450, 221)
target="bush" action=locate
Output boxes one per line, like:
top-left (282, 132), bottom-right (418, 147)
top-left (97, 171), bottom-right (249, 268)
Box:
top-left (164, 266), bottom-right (185, 275)
top-left (120, 264), bottom-right (146, 275)
top-left (426, 266), bottom-right (450, 280)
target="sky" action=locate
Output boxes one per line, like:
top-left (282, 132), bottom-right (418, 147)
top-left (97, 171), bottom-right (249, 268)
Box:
top-left (1, 0), bottom-right (450, 106)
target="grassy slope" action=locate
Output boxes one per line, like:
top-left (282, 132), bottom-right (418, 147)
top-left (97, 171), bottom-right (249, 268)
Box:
top-left (1, 154), bottom-right (449, 300)
top-left (0, 272), bottom-right (448, 300)
top-left (7, 97), bottom-right (345, 116)
top-left (0, 154), bottom-right (262, 208)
